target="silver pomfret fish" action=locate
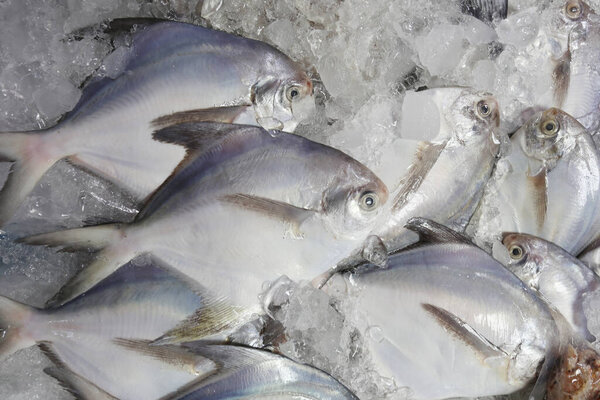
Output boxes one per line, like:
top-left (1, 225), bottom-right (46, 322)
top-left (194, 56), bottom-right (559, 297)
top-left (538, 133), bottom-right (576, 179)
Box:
top-left (502, 233), bottom-right (599, 342)
top-left (333, 88), bottom-right (501, 271)
top-left (325, 219), bottom-right (558, 400)
top-left (0, 21), bottom-right (314, 227)
top-left (113, 342), bottom-right (359, 400)
top-left (470, 108), bottom-right (600, 254)
top-left (529, 0), bottom-right (600, 135)
top-left (23, 123), bottom-right (388, 309)
top-left (0, 263), bottom-right (235, 400)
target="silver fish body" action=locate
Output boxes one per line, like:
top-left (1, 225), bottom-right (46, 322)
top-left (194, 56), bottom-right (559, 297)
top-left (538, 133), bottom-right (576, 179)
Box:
top-left (469, 108), bottom-right (600, 254)
top-left (534, 0), bottom-right (600, 135)
top-left (325, 232), bottom-right (557, 399)
top-left (0, 21), bottom-right (314, 226)
top-left (502, 232), bottom-right (599, 342)
top-left (0, 263), bottom-right (226, 400)
top-left (335, 88), bottom-right (501, 271)
top-left (24, 123), bottom-right (389, 309)
top-left (121, 343), bottom-right (359, 400)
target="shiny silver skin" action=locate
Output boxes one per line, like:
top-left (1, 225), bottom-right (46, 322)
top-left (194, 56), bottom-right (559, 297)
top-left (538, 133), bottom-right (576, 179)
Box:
top-left (158, 344), bottom-right (359, 400)
top-left (325, 238), bottom-right (558, 399)
top-left (470, 108), bottom-right (600, 254)
top-left (24, 123), bottom-right (388, 309)
top-left (0, 263), bottom-right (219, 400)
top-left (502, 232), bottom-right (600, 342)
top-left (545, 1), bottom-right (600, 133)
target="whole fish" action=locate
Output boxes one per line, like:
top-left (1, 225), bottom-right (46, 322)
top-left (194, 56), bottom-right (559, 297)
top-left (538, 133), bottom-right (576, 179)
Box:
top-left (0, 262), bottom-right (237, 400)
top-left (23, 123), bottom-right (389, 309)
top-left (547, 0), bottom-right (600, 135)
top-left (111, 341), bottom-right (359, 399)
top-left (520, 0), bottom-right (600, 135)
top-left (0, 20), bottom-right (314, 227)
top-left (501, 232), bottom-right (599, 342)
top-left (325, 218), bottom-right (558, 399)
top-left (469, 108), bottom-right (600, 254)
top-left (333, 88), bottom-right (501, 272)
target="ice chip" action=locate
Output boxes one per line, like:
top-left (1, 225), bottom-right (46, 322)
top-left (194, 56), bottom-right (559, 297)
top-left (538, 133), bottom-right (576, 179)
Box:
top-left (415, 23), bottom-right (467, 77)
top-left (400, 90), bottom-right (441, 141)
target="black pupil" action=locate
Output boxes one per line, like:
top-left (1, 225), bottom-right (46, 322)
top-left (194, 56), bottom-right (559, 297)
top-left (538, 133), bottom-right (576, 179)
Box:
top-left (545, 122), bottom-right (555, 132)
top-left (364, 196), bottom-right (374, 206)
top-left (290, 89), bottom-right (299, 98)
top-left (512, 247), bottom-right (521, 256)
top-left (480, 103), bottom-right (489, 114)
top-left (570, 6), bottom-right (579, 13)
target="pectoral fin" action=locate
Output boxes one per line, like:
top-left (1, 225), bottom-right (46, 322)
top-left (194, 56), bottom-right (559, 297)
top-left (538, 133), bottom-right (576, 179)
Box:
top-left (393, 141), bottom-right (445, 211)
top-left (526, 167), bottom-right (548, 231)
top-left (151, 106), bottom-right (251, 129)
top-left (422, 303), bottom-right (508, 362)
top-left (220, 194), bottom-right (317, 239)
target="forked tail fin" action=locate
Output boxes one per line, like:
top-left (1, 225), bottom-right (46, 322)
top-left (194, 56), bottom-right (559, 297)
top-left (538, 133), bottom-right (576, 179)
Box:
top-left (0, 130), bottom-right (62, 227)
top-left (20, 223), bottom-right (138, 307)
top-left (0, 295), bottom-right (37, 361)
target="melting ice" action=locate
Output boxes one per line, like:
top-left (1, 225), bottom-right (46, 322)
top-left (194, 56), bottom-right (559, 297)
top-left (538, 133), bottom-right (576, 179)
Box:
top-left (3, 0), bottom-right (600, 399)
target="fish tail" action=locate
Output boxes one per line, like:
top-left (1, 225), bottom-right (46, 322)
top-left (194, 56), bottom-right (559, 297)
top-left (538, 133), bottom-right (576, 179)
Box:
top-left (0, 130), bottom-right (62, 227)
top-left (0, 295), bottom-right (37, 361)
top-left (20, 223), bottom-right (138, 307)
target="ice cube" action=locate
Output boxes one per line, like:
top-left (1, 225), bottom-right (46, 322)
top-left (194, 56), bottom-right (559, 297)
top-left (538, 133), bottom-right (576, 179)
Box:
top-left (415, 23), bottom-right (467, 77)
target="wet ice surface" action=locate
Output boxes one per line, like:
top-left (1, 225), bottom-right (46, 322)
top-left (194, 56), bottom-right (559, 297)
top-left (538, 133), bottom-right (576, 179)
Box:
top-left (3, 0), bottom-right (600, 399)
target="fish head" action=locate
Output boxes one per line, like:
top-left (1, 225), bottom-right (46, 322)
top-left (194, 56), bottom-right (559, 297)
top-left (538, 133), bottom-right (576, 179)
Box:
top-left (320, 162), bottom-right (389, 238)
top-left (514, 108), bottom-right (584, 168)
top-left (501, 232), bottom-right (550, 290)
top-left (444, 90), bottom-right (501, 152)
top-left (251, 71), bottom-right (314, 133)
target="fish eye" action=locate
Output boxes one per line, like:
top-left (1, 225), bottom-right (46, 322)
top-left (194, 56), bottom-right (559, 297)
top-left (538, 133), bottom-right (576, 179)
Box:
top-left (286, 86), bottom-right (301, 102)
top-left (359, 192), bottom-right (379, 211)
top-left (476, 100), bottom-right (491, 118)
top-left (540, 118), bottom-right (560, 137)
top-left (565, 1), bottom-right (582, 19)
top-left (509, 244), bottom-right (524, 260)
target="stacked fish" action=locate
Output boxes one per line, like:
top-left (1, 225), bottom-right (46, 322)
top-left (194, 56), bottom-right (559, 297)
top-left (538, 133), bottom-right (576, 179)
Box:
top-left (2, 0), bottom-right (600, 399)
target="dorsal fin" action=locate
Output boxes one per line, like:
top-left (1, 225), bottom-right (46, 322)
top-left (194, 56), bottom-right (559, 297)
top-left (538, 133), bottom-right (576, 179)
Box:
top-left (138, 123), bottom-right (269, 220)
top-left (404, 217), bottom-right (473, 245)
top-left (151, 121), bottom-right (257, 152)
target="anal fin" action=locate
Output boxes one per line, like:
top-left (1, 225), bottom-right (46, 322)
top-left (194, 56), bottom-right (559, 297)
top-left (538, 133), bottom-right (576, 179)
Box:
top-left (113, 339), bottom-right (216, 377)
top-left (151, 106), bottom-right (251, 129)
top-left (151, 297), bottom-right (248, 345)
